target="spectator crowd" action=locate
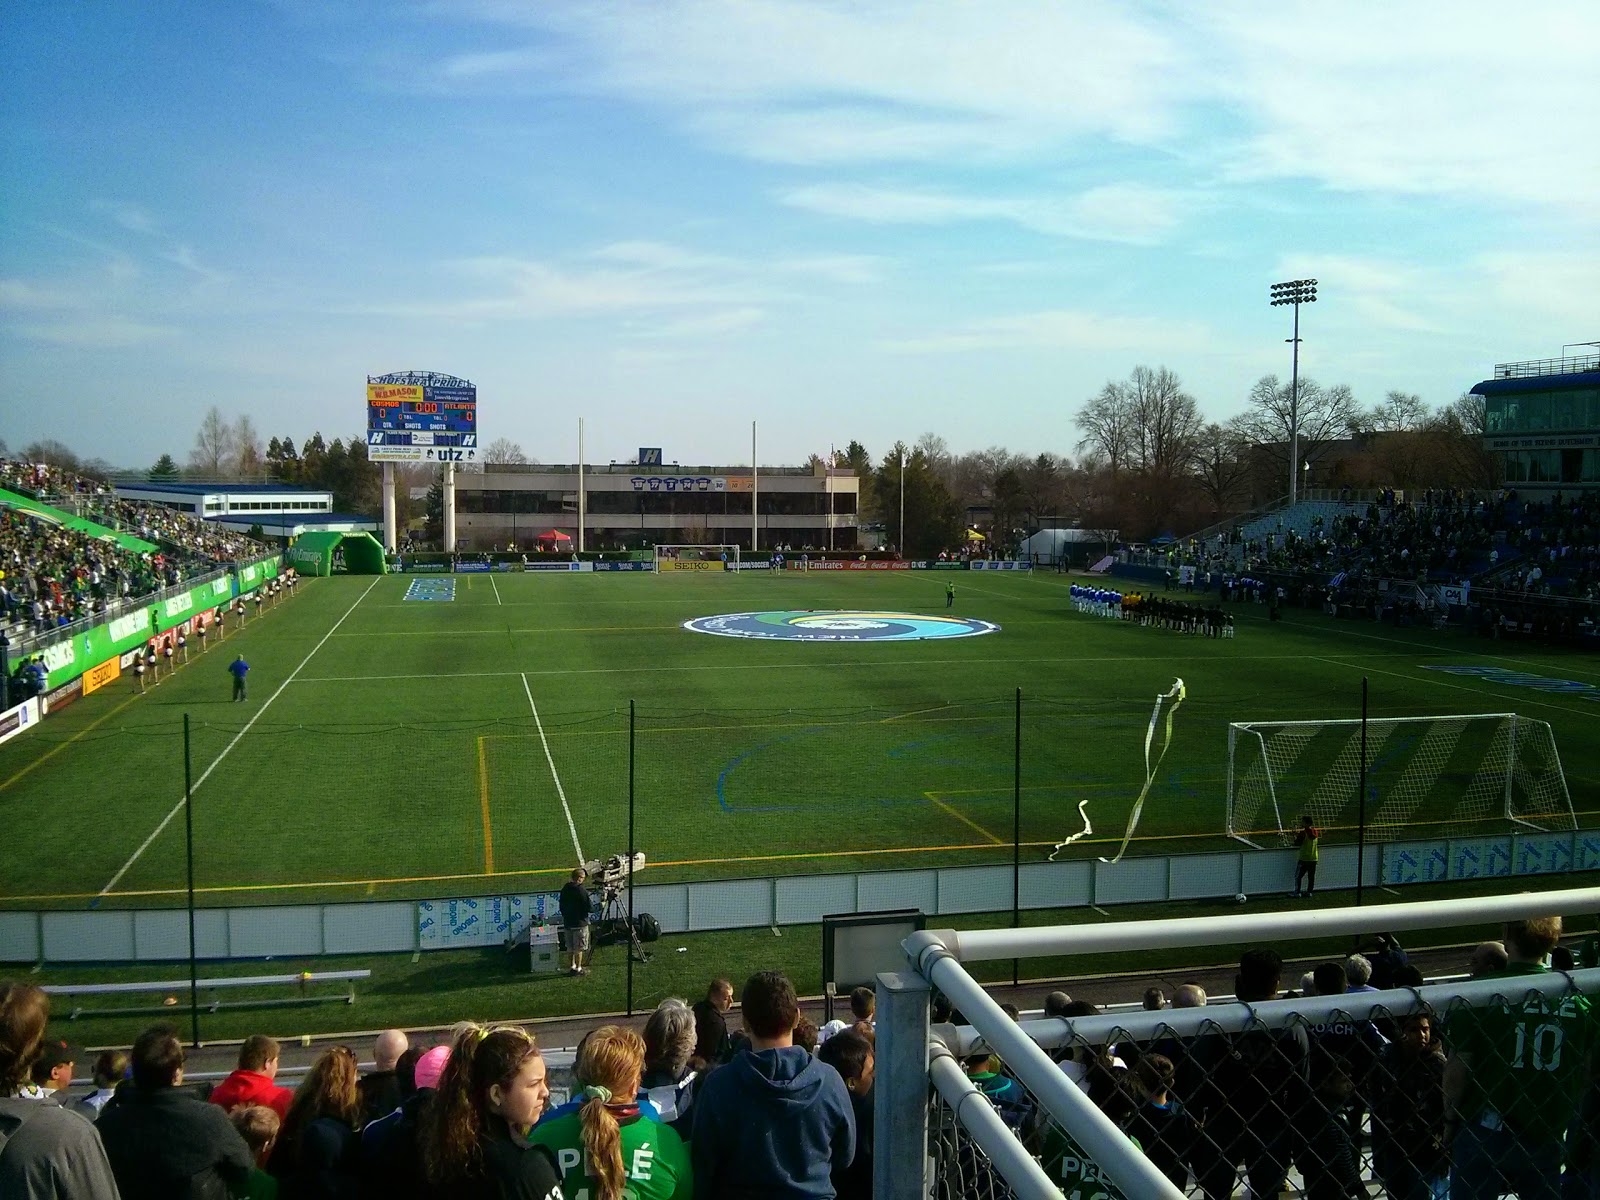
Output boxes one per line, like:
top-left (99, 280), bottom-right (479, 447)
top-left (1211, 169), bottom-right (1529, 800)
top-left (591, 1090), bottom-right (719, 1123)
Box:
top-left (1, 458), bottom-right (268, 649)
top-left (3, 915), bottom-right (1596, 1200)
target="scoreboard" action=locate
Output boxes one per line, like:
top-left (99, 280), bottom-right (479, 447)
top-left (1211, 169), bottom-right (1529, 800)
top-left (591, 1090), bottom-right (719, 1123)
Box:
top-left (367, 382), bottom-right (478, 462)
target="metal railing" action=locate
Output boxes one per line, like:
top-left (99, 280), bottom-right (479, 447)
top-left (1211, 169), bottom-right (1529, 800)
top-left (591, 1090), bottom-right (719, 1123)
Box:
top-left (874, 886), bottom-right (1600, 1200)
top-left (1494, 354), bottom-right (1600, 379)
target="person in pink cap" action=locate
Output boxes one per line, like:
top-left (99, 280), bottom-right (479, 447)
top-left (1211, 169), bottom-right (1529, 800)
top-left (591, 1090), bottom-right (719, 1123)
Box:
top-left (359, 1043), bottom-right (451, 1192)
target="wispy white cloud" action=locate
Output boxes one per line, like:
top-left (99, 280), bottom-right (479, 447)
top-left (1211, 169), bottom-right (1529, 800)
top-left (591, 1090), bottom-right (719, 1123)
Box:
top-left (781, 182), bottom-right (1183, 244)
top-left (422, 0), bottom-right (1599, 214)
top-left (14, 317), bottom-right (176, 348)
top-left (1191, 3), bottom-right (1600, 217)
top-left (348, 238), bottom-right (877, 326)
top-left (883, 308), bottom-right (1216, 354)
top-left (638, 306), bottom-right (767, 338)
top-left (774, 254), bottom-right (886, 285)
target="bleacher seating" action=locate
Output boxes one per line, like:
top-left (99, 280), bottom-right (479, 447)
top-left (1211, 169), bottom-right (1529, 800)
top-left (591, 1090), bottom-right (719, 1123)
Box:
top-left (0, 458), bottom-right (268, 652)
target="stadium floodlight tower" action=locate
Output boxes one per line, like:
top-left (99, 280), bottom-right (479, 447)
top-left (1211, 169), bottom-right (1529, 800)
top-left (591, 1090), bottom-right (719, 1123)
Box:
top-left (1269, 278), bottom-right (1317, 506)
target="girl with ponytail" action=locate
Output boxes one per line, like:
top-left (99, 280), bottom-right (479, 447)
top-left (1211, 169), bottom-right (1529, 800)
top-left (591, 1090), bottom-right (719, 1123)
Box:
top-left (422, 1023), bottom-right (562, 1199)
top-left (529, 1025), bottom-right (692, 1200)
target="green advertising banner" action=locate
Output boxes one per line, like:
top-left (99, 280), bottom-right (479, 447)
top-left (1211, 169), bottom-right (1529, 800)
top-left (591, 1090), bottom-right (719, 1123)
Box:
top-left (35, 557), bottom-right (282, 691)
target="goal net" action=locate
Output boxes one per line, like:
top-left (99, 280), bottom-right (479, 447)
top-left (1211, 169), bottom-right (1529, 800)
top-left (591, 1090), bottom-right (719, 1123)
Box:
top-left (1226, 712), bottom-right (1575, 847)
top-left (653, 544), bottom-right (741, 573)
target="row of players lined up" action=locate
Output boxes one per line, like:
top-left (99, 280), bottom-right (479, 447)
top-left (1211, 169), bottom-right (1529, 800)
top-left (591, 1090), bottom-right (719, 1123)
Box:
top-left (1071, 586), bottom-right (1237, 636)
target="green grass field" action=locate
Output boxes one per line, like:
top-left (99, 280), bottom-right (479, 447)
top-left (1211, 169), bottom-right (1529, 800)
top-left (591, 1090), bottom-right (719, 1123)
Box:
top-left (3, 568), bottom-right (1596, 911)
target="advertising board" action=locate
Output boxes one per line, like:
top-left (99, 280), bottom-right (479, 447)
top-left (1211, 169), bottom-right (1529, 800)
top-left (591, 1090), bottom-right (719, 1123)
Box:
top-left (0, 699), bottom-right (40, 747)
top-left (804, 560), bottom-right (912, 571)
top-left (367, 381), bottom-right (479, 463)
top-left (41, 676), bottom-right (83, 715)
top-left (81, 658), bottom-right (120, 696)
top-left (969, 560), bottom-right (1033, 571)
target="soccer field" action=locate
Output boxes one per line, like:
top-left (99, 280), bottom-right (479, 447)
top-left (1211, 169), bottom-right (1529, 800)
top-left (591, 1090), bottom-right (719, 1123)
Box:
top-left (2, 569), bottom-right (1596, 910)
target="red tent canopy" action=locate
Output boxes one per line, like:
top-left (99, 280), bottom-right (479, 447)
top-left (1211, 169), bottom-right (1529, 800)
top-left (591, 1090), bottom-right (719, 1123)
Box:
top-left (534, 529), bottom-right (572, 542)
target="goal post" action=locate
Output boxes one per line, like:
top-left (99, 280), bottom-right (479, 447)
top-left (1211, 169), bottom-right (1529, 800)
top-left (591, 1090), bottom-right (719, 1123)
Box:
top-left (1225, 712), bottom-right (1575, 848)
top-left (652, 544), bottom-right (742, 573)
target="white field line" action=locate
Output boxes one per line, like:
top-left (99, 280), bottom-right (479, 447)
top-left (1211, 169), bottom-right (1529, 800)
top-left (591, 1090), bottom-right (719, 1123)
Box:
top-left (97, 577), bottom-right (382, 899)
top-left (490, 573), bottom-right (502, 606)
top-left (522, 672), bottom-right (585, 864)
top-left (293, 650), bottom-right (1418, 684)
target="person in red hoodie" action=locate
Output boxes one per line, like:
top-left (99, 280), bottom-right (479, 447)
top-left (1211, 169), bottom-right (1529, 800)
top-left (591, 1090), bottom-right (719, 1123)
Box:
top-left (211, 1034), bottom-right (293, 1120)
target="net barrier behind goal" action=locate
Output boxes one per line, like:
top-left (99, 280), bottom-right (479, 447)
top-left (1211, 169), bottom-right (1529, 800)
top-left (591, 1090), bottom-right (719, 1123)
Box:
top-left (1226, 712), bottom-right (1576, 847)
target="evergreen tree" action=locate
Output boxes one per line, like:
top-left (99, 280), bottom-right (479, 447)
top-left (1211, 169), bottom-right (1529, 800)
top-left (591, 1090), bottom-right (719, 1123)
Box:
top-left (149, 454), bottom-right (180, 481)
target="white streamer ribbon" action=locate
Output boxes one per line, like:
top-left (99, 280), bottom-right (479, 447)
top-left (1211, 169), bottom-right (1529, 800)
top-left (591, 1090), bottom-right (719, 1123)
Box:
top-left (1048, 678), bottom-right (1187, 863)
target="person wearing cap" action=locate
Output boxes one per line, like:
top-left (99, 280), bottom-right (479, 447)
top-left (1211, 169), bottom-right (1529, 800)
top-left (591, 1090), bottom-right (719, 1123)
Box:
top-left (229, 654), bottom-right (250, 702)
top-left (28, 1039), bottom-right (78, 1103)
top-left (0, 981), bottom-right (123, 1196)
top-left (359, 1043), bottom-right (450, 1195)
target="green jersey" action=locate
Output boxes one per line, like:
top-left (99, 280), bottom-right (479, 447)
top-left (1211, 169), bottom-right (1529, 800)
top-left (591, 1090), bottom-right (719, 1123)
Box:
top-left (1035, 1125), bottom-right (1140, 1199)
top-left (1446, 961), bottom-right (1599, 1144)
top-left (528, 1110), bottom-right (692, 1200)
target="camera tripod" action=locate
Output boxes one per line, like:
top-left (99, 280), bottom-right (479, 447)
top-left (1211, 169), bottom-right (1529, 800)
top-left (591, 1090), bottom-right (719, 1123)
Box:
top-left (595, 886), bottom-right (652, 963)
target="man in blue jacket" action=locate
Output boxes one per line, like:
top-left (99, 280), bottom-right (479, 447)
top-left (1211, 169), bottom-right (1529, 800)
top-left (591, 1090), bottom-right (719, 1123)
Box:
top-left (228, 655), bottom-right (249, 702)
top-left (692, 970), bottom-right (855, 1198)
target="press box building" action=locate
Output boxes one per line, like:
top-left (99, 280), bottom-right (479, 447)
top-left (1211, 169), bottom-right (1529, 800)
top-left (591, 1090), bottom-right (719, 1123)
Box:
top-left (451, 462), bottom-right (860, 551)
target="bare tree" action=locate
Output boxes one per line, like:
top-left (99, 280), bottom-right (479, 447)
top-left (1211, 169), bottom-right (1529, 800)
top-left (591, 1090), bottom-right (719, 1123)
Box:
top-left (233, 415), bottom-right (264, 478)
top-left (483, 437), bottom-right (530, 465)
top-left (1125, 366), bottom-right (1202, 480)
top-left (1193, 421), bottom-right (1253, 513)
top-left (1074, 382), bottom-right (1136, 478)
top-left (1367, 390), bottom-right (1429, 433)
top-left (1425, 393), bottom-right (1499, 488)
top-left (22, 439), bottom-right (81, 471)
top-left (189, 406), bottom-right (237, 478)
top-left (1233, 374), bottom-right (1362, 498)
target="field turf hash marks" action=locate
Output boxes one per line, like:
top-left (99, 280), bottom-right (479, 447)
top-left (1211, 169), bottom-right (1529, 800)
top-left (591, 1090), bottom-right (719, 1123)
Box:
top-left (404, 578), bottom-right (457, 602)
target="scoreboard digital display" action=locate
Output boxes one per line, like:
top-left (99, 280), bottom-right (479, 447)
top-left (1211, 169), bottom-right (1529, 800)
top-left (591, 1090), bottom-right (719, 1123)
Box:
top-left (366, 383), bottom-right (477, 434)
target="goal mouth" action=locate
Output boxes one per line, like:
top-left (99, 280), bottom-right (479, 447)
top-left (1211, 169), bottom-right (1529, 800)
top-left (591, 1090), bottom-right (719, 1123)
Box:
top-left (653, 544), bottom-right (742, 572)
top-left (1225, 712), bottom-right (1576, 848)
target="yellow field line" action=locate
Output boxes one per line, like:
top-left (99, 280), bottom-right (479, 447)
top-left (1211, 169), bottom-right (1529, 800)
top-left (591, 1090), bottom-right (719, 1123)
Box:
top-left (928, 791), bottom-right (1004, 845)
top-left (882, 703), bottom-right (967, 724)
top-left (0, 692), bottom-right (143, 793)
top-left (7, 809), bottom-right (1597, 903)
top-left (477, 735), bottom-right (495, 876)
top-left (479, 711), bottom-right (1011, 741)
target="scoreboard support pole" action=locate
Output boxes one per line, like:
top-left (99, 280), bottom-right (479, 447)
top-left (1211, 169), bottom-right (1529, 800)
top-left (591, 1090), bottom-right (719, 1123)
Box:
top-left (382, 463), bottom-right (398, 552)
top-left (443, 462), bottom-right (458, 553)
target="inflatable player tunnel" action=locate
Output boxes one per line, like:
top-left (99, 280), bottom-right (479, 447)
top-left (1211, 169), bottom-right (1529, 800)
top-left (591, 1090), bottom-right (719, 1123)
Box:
top-left (285, 531), bottom-right (388, 576)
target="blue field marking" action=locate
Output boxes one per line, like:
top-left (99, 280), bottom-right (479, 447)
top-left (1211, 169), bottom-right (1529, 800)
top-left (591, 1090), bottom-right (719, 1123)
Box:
top-left (404, 578), bottom-right (457, 602)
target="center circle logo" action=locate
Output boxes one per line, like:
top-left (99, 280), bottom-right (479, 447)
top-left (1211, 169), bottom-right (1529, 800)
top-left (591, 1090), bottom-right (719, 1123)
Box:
top-left (682, 610), bottom-right (1000, 642)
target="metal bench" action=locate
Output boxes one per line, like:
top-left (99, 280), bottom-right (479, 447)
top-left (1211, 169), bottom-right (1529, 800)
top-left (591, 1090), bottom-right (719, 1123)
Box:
top-left (41, 970), bottom-right (372, 1020)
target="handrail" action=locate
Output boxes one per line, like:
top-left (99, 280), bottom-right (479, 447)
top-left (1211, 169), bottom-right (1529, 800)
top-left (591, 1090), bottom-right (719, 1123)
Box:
top-left (905, 885), bottom-right (1600, 966)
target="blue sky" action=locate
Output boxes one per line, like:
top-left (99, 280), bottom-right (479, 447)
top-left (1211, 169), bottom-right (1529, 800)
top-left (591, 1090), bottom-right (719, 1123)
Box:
top-left (3, 1), bottom-right (1597, 471)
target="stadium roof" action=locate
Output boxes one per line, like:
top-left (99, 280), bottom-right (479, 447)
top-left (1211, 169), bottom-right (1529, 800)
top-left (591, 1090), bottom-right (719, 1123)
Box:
top-left (114, 482), bottom-right (332, 495)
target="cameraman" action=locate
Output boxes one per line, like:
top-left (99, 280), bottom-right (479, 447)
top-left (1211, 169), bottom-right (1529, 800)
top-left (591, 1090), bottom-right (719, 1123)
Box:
top-left (559, 867), bottom-right (593, 977)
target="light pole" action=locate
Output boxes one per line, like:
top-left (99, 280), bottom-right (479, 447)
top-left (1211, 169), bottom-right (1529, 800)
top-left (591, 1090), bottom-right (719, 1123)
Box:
top-left (1270, 278), bottom-right (1318, 506)
top-left (899, 447), bottom-right (906, 555)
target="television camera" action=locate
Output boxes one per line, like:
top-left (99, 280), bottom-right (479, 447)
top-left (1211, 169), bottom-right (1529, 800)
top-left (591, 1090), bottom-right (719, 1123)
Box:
top-left (581, 852), bottom-right (657, 961)
top-left (583, 851), bottom-right (646, 899)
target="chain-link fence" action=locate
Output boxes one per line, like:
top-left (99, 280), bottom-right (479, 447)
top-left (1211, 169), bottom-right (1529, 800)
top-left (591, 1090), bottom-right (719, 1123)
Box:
top-left (7, 688), bottom-right (1585, 912)
top-left (881, 889), bottom-right (1600, 1200)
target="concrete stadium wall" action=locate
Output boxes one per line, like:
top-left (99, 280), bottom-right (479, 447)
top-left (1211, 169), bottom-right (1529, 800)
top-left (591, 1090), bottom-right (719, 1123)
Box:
top-left (3, 829), bottom-right (1596, 965)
